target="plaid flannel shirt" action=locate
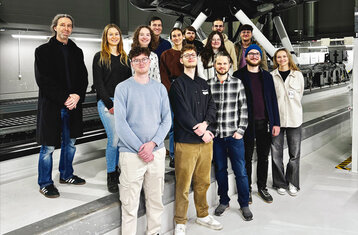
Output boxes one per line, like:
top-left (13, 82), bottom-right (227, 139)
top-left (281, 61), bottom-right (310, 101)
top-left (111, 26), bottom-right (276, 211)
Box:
top-left (207, 74), bottom-right (248, 138)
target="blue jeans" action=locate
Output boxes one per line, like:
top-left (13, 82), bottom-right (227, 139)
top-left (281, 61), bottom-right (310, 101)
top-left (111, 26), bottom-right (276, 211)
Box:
top-left (213, 136), bottom-right (249, 208)
top-left (98, 99), bottom-right (119, 173)
top-left (38, 108), bottom-right (76, 188)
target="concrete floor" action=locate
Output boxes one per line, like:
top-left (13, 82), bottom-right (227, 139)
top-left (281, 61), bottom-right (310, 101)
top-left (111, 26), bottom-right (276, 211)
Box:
top-left (181, 132), bottom-right (357, 235)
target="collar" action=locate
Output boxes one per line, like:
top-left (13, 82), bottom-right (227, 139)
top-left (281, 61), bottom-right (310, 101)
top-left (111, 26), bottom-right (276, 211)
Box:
top-left (272, 68), bottom-right (295, 77)
top-left (214, 73), bottom-right (231, 83)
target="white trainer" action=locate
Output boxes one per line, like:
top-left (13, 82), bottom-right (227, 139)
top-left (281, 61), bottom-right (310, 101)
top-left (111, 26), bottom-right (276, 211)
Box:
top-left (175, 224), bottom-right (186, 235)
top-left (195, 215), bottom-right (223, 230)
top-left (277, 188), bottom-right (286, 195)
top-left (288, 183), bottom-right (298, 196)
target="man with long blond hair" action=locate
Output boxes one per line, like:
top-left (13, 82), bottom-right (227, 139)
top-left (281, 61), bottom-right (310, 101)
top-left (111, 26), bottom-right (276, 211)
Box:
top-left (93, 24), bottom-right (132, 193)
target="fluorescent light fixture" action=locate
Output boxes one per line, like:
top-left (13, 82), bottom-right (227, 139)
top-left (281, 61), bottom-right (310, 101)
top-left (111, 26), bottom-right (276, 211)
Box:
top-left (11, 34), bottom-right (101, 42)
top-left (12, 34), bottom-right (49, 40)
top-left (71, 37), bottom-right (101, 42)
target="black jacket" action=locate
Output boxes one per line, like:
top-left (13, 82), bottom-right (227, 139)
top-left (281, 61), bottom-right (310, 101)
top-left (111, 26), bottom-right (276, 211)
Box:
top-left (169, 73), bottom-right (216, 143)
top-left (34, 37), bottom-right (88, 146)
top-left (233, 66), bottom-right (280, 140)
top-left (92, 52), bottom-right (131, 109)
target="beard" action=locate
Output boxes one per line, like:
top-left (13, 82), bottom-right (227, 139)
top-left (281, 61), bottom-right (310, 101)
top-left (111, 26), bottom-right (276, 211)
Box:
top-left (184, 64), bottom-right (197, 69)
top-left (216, 70), bottom-right (228, 76)
top-left (246, 58), bottom-right (261, 66)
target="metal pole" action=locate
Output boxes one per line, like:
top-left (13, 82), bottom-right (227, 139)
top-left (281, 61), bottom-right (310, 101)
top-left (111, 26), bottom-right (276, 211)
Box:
top-left (273, 15), bottom-right (299, 64)
top-left (304, 1), bottom-right (315, 38)
top-left (351, 1), bottom-right (358, 173)
top-left (191, 12), bottom-right (209, 30)
top-left (232, 7), bottom-right (277, 57)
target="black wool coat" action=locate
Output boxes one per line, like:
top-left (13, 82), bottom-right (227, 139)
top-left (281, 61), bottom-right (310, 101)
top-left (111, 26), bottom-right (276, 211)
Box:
top-left (34, 37), bottom-right (88, 146)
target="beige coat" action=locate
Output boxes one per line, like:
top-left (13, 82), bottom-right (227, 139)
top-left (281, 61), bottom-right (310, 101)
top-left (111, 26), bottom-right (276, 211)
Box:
top-left (202, 33), bottom-right (237, 72)
top-left (271, 69), bottom-right (304, 128)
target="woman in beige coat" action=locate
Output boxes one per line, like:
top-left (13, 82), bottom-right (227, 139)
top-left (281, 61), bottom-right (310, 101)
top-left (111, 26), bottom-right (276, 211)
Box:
top-left (271, 48), bottom-right (304, 196)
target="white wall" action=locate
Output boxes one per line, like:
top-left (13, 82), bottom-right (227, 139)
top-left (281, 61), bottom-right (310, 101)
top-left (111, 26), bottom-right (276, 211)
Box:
top-left (0, 33), bottom-right (101, 100)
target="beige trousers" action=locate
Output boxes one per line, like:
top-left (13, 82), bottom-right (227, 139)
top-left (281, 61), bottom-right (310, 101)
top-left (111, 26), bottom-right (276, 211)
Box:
top-left (119, 147), bottom-right (166, 235)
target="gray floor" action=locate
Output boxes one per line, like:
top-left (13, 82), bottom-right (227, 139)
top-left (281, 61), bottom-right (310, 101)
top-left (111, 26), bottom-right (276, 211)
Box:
top-left (182, 132), bottom-right (357, 235)
top-left (0, 85), bottom-right (356, 234)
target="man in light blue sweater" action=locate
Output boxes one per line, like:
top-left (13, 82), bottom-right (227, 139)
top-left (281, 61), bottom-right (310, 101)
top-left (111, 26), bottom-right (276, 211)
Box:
top-left (114, 47), bottom-right (171, 235)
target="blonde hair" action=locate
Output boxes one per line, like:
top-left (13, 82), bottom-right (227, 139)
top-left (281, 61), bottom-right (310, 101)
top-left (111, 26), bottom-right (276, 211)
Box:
top-left (273, 48), bottom-right (300, 71)
top-left (99, 24), bottom-right (129, 68)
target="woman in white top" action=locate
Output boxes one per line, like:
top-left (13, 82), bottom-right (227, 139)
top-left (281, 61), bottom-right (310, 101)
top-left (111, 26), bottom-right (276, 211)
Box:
top-left (131, 25), bottom-right (161, 82)
top-left (271, 48), bottom-right (304, 196)
top-left (197, 31), bottom-right (233, 80)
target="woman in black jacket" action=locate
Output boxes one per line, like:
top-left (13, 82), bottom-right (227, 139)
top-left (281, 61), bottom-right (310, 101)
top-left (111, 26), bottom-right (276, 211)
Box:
top-left (93, 24), bottom-right (131, 193)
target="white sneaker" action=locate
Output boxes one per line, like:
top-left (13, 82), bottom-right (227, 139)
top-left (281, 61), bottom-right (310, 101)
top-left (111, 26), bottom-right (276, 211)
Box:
top-left (196, 215), bottom-right (223, 230)
top-left (175, 224), bottom-right (186, 235)
top-left (288, 183), bottom-right (298, 196)
top-left (277, 188), bottom-right (286, 195)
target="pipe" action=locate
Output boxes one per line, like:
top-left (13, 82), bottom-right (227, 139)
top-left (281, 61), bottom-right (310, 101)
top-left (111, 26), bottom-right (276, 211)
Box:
top-left (231, 5), bottom-right (277, 58)
top-left (191, 8), bottom-right (211, 30)
top-left (273, 15), bottom-right (299, 64)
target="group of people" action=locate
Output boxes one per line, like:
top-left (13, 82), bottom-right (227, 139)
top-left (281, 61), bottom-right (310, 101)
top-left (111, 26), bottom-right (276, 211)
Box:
top-left (34, 14), bottom-right (304, 235)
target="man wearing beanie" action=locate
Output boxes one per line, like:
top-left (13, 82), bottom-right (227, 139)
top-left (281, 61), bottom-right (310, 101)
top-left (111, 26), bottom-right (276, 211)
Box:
top-left (233, 44), bottom-right (280, 204)
top-left (235, 24), bottom-right (268, 70)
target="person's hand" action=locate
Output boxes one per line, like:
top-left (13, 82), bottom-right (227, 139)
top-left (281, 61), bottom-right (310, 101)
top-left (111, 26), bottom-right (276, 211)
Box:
top-left (108, 107), bottom-right (114, 114)
top-left (202, 130), bottom-right (214, 143)
top-left (64, 94), bottom-right (80, 110)
top-left (232, 132), bottom-right (243, 139)
top-left (138, 141), bottom-right (156, 162)
top-left (193, 121), bottom-right (208, 136)
top-left (272, 126), bottom-right (280, 137)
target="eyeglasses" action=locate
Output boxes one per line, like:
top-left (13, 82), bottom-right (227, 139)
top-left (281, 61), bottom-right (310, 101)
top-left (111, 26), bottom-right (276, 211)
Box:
top-left (132, 57), bottom-right (150, 64)
top-left (214, 25), bottom-right (223, 28)
top-left (182, 53), bottom-right (197, 59)
top-left (247, 52), bottom-right (260, 58)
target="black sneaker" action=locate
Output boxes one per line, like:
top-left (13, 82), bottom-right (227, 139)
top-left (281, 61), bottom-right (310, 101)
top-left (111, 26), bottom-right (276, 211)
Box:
top-left (214, 203), bottom-right (229, 216)
top-left (60, 175), bottom-right (86, 185)
top-left (169, 157), bottom-right (175, 168)
top-left (258, 188), bottom-right (273, 203)
top-left (107, 171), bottom-right (119, 193)
top-left (240, 206), bottom-right (253, 221)
top-left (40, 184), bottom-right (60, 198)
top-left (249, 192), bottom-right (252, 204)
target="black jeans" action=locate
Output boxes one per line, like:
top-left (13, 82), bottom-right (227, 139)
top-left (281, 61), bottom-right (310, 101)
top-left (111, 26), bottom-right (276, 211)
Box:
top-left (271, 126), bottom-right (301, 190)
top-left (244, 119), bottom-right (272, 190)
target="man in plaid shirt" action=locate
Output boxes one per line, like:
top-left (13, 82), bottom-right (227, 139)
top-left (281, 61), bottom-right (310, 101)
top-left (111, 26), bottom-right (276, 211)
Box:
top-left (207, 51), bottom-right (253, 221)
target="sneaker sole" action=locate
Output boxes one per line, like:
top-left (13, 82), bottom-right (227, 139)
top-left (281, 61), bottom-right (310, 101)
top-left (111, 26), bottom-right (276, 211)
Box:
top-left (277, 190), bottom-right (286, 195)
top-left (39, 189), bottom-right (60, 198)
top-left (195, 219), bottom-right (223, 230)
top-left (288, 191), bottom-right (298, 196)
top-left (59, 180), bottom-right (86, 185)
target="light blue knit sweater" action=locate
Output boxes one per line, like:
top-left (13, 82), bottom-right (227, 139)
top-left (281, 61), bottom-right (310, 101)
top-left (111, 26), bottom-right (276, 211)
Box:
top-left (114, 77), bottom-right (171, 153)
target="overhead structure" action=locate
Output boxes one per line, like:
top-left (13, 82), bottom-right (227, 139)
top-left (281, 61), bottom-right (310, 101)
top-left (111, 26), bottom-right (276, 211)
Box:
top-left (273, 15), bottom-right (298, 63)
